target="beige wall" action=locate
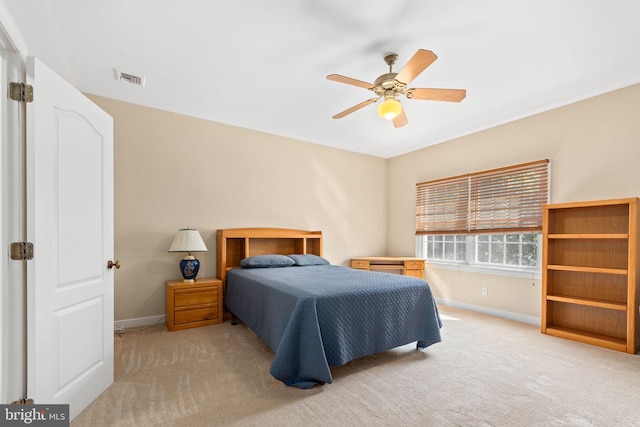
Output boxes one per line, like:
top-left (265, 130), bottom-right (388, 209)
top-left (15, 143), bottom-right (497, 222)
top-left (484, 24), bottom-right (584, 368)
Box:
top-left (387, 83), bottom-right (640, 319)
top-left (89, 83), bottom-right (640, 322)
top-left (87, 95), bottom-right (387, 321)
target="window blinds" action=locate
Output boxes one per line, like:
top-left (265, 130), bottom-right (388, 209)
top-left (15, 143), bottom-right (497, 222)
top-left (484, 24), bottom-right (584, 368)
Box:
top-left (416, 159), bottom-right (549, 235)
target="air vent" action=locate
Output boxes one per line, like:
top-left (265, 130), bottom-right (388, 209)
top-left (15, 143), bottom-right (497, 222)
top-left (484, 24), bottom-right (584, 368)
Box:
top-left (114, 68), bottom-right (146, 87)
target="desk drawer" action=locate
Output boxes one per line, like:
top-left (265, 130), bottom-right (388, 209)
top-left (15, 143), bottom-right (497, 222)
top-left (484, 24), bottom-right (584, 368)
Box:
top-left (405, 261), bottom-right (424, 270)
top-left (405, 269), bottom-right (424, 279)
top-left (351, 260), bottom-right (370, 269)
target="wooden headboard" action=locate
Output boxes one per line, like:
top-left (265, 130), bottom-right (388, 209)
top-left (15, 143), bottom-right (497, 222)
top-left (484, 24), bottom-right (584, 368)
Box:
top-left (216, 227), bottom-right (323, 296)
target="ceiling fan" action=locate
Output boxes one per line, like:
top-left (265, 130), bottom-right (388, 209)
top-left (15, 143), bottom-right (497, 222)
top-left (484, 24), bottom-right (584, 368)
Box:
top-left (326, 49), bottom-right (466, 128)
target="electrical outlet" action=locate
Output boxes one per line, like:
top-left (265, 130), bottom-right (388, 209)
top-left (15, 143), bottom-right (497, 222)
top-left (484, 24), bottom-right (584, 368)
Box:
top-left (481, 287), bottom-right (488, 296)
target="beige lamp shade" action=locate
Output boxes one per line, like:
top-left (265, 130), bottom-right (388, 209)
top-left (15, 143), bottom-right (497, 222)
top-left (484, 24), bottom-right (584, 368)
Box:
top-left (168, 228), bottom-right (208, 255)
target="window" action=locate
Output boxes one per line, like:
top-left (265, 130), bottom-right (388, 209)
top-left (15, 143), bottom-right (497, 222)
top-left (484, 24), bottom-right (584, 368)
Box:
top-left (475, 233), bottom-right (538, 267)
top-left (415, 160), bottom-right (549, 275)
top-left (418, 233), bottom-right (541, 274)
top-left (423, 235), bottom-right (466, 262)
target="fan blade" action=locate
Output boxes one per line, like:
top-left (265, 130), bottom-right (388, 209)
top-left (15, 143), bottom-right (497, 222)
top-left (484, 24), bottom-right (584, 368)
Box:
top-left (392, 107), bottom-right (408, 128)
top-left (332, 98), bottom-right (379, 119)
top-left (326, 74), bottom-right (375, 90)
top-left (394, 49), bottom-right (437, 85)
top-left (408, 88), bottom-right (467, 102)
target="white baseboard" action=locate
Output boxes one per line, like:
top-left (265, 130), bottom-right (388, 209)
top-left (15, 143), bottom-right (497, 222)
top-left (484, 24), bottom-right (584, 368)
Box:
top-left (435, 297), bottom-right (540, 326)
top-left (113, 302), bottom-right (539, 332)
top-left (114, 315), bottom-right (166, 332)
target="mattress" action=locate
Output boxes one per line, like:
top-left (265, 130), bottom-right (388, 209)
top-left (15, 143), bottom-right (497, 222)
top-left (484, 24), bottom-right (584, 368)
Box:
top-left (225, 264), bottom-right (442, 388)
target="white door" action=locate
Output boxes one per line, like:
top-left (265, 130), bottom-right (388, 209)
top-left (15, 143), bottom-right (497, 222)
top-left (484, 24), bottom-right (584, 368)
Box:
top-left (25, 57), bottom-right (114, 420)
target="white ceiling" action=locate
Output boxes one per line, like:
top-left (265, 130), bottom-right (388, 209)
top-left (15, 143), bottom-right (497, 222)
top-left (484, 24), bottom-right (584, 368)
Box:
top-left (6, 0), bottom-right (640, 158)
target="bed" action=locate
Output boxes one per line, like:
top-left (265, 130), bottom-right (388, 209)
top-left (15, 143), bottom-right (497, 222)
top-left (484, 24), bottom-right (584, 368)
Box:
top-left (216, 228), bottom-right (442, 388)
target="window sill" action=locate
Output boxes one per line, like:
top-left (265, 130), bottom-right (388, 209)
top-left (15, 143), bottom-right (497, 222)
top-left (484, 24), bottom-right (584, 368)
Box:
top-left (425, 260), bottom-right (541, 280)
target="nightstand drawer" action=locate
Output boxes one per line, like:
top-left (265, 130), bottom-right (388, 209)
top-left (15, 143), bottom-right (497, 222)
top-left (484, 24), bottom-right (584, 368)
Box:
top-left (174, 288), bottom-right (218, 307)
top-left (405, 261), bottom-right (424, 270)
top-left (175, 304), bottom-right (220, 325)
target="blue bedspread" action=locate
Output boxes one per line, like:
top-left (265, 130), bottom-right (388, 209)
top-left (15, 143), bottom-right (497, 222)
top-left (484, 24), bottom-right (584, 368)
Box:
top-left (225, 265), bottom-right (442, 388)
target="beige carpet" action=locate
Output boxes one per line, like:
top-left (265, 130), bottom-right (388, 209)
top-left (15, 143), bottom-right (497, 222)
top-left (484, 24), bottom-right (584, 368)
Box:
top-left (71, 306), bottom-right (640, 426)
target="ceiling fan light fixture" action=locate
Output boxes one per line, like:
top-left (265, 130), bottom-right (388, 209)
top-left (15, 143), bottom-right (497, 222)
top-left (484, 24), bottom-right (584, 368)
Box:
top-left (327, 49), bottom-right (465, 126)
top-left (378, 98), bottom-right (402, 120)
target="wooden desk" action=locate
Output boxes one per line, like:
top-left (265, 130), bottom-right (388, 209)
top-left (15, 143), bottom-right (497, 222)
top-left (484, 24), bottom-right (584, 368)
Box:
top-left (350, 257), bottom-right (425, 279)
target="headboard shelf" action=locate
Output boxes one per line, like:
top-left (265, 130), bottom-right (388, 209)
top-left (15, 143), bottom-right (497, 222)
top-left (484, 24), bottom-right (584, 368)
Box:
top-left (216, 228), bottom-right (323, 310)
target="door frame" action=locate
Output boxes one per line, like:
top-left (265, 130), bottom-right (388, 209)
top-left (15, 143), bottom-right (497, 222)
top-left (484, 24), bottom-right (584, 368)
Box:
top-left (0, 0), bottom-right (28, 404)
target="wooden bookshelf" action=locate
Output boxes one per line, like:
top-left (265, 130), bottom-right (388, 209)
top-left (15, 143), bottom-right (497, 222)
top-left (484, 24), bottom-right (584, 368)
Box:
top-left (541, 198), bottom-right (639, 354)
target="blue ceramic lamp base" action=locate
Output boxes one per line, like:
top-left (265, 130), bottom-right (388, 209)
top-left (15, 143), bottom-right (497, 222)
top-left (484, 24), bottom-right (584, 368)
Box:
top-left (180, 255), bottom-right (200, 282)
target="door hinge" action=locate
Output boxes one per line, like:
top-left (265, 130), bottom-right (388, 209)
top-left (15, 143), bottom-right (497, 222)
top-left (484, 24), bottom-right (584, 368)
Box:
top-left (9, 82), bottom-right (33, 102)
top-left (10, 242), bottom-right (34, 260)
top-left (10, 398), bottom-right (35, 404)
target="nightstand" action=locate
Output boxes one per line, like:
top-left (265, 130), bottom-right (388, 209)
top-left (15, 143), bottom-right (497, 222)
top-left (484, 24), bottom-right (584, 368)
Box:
top-left (166, 277), bottom-right (223, 331)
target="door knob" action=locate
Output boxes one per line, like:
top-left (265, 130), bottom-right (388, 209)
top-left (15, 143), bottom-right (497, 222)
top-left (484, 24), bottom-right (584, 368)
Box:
top-left (107, 260), bottom-right (121, 269)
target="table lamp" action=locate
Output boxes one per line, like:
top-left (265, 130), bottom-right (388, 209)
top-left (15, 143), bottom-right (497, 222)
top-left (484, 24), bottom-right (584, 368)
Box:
top-left (168, 228), bottom-right (208, 282)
